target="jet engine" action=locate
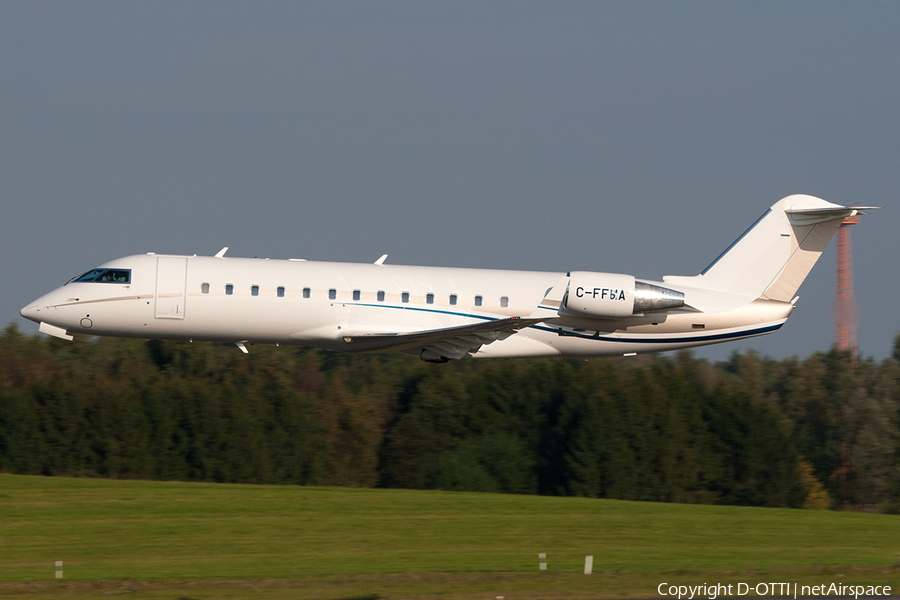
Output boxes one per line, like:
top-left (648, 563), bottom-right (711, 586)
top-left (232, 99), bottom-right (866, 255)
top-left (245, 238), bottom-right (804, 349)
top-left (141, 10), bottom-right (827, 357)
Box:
top-left (560, 271), bottom-right (685, 318)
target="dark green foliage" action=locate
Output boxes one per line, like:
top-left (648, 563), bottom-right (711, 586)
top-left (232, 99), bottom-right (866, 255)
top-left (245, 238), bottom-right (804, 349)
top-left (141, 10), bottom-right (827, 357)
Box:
top-left (2, 323), bottom-right (898, 509)
top-left (0, 326), bottom-right (329, 485)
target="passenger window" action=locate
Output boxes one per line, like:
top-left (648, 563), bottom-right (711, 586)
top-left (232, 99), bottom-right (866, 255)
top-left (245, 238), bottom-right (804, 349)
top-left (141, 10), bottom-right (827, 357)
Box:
top-left (329, 289), bottom-right (337, 300)
top-left (225, 284), bottom-right (234, 296)
top-left (377, 290), bottom-right (385, 302)
top-left (449, 294), bottom-right (457, 306)
top-left (474, 295), bottom-right (483, 307)
top-left (303, 288), bottom-right (311, 298)
top-left (251, 285), bottom-right (259, 296)
top-left (277, 286), bottom-right (285, 298)
top-left (426, 293), bottom-right (434, 304)
top-left (201, 283), bottom-right (210, 294)
top-left (353, 290), bottom-right (361, 301)
top-left (402, 292), bottom-right (410, 303)
top-left (500, 296), bottom-right (509, 308)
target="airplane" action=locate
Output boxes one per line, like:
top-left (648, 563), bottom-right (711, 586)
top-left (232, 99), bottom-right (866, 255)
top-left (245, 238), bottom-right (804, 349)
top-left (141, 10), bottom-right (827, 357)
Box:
top-left (20, 195), bottom-right (874, 363)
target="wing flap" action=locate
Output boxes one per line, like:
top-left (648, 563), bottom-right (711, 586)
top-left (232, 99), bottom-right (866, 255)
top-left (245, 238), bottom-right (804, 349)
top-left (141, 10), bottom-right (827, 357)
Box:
top-left (341, 316), bottom-right (545, 360)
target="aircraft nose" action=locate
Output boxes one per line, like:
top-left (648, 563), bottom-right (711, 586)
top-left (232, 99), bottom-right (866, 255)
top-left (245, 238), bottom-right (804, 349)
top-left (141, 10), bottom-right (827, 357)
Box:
top-left (20, 297), bottom-right (43, 323)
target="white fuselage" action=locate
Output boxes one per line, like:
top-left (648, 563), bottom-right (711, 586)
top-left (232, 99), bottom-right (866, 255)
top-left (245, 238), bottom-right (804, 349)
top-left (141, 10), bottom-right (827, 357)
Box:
top-left (20, 252), bottom-right (792, 358)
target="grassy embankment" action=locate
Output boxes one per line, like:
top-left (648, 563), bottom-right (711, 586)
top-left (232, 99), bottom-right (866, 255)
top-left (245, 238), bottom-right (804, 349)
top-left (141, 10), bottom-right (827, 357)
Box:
top-left (1, 473), bottom-right (898, 599)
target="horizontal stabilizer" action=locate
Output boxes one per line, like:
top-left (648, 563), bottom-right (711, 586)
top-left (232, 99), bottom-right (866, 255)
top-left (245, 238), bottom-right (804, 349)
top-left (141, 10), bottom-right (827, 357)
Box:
top-left (785, 205), bottom-right (878, 225)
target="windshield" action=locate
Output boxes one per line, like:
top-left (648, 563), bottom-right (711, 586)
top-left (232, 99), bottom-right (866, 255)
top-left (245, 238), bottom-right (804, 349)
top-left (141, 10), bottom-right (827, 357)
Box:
top-left (69, 269), bottom-right (131, 284)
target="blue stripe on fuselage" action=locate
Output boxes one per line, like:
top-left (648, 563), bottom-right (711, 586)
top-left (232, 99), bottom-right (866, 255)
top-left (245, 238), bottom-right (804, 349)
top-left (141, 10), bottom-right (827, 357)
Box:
top-left (348, 302), bottom-right (783, 346)
top-left (530, 322), bottom-right (783, 343)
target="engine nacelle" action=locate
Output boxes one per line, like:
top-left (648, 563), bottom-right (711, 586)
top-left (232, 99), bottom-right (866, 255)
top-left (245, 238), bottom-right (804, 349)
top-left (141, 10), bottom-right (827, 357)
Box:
top-left (562, 272), bottom-right (636, 318)
top-left (560, 271), bottom-right (685, 318)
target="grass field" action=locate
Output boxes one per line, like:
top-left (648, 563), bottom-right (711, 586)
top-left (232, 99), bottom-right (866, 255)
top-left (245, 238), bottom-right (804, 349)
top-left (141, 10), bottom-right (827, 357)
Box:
top-left (1, 474), bottom-right (899, 599)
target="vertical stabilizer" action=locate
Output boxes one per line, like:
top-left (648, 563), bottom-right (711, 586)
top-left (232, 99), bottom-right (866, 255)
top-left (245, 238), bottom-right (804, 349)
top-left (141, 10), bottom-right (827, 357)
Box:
top-left (663, 195), bottom-right (874, 301)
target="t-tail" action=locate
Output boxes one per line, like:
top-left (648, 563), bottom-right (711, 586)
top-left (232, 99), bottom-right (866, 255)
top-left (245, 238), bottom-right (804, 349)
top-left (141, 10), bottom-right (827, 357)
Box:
top-left (663, 195), bottom-right (876, 306)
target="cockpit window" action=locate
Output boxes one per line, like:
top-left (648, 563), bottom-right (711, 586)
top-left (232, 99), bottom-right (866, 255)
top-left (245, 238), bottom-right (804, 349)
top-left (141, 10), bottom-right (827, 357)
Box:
top-left (69, 268), bottom-right (131, 284)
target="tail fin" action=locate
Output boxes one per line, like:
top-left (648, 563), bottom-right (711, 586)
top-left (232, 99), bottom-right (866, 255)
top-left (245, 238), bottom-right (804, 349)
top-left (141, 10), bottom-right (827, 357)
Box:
top-left (663, 195), bottom-right (875, 302)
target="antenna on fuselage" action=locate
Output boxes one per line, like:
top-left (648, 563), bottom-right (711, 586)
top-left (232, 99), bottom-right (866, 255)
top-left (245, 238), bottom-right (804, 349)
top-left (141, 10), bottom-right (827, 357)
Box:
top-left (214, 247), bottom-right (229, 258)
top-left (374, 254), bottom-right (388, 266)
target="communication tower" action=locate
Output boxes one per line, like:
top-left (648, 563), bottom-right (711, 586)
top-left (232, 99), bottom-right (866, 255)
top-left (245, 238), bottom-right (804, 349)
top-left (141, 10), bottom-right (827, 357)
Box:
top-left (835, 214), bottom-right (859, 367)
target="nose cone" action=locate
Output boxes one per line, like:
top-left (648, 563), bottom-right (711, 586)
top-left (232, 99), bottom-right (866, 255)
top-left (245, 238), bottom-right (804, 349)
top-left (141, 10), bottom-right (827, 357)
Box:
top-left (20, 297), bottom-right (43, 323)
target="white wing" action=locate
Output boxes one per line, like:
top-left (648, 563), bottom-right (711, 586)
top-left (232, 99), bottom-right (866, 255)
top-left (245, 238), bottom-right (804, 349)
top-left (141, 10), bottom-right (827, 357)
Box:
top-left (340, 317), bottom-right (545, 362)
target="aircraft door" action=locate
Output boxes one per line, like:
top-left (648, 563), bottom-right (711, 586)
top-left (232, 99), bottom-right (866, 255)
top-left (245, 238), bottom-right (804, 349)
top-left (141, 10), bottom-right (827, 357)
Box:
top-left (155, 256), bottom-right (187, 319)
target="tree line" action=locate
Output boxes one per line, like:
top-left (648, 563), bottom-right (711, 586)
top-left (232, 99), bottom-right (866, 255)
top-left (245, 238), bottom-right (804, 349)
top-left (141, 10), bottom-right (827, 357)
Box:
top-left (1, 323), bottom-right (897, 511)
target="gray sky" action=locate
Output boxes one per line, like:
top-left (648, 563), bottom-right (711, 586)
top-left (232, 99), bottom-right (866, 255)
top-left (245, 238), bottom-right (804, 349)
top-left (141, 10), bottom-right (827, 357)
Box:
top-left (2, 2), bottom-right (898, 362)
